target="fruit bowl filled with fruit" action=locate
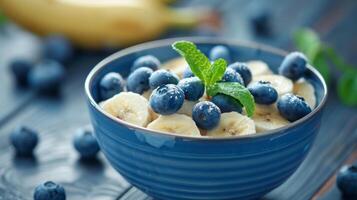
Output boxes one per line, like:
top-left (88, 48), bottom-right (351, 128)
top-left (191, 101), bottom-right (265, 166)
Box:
top-left (85, 38), bottom-right (327, 200)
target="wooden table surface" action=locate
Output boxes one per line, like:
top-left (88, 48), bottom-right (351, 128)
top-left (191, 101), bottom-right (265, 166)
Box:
top-left (0, 0), bottom-right (356, 199)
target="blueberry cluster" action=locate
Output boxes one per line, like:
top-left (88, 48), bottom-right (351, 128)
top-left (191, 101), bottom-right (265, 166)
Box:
top-left (9, 35), bottom-right (72, 95)
top-left (99, 47), bottom-right (254, 130)
top-left (100, 46), bottom-right (315, 132)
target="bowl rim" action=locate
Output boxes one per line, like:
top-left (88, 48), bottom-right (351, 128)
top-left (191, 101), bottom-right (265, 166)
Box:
top-left (85, 37), bottom-right (328, 141)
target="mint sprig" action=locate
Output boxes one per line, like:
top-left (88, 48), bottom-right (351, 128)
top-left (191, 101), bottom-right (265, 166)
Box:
top-left (172, 41), bottom-right (255, 116)
top-left (294, 28), bottom-right (357, 106)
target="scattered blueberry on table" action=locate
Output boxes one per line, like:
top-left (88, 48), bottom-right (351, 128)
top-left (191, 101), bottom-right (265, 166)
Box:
top-left (228, 62), bottom-right (252, 86)
top-left (43, 35), bottom-right (73, 64)
top-left (337, 162), bottom-right (357, 199)
top-left (211, 94), bottom-right (243, 113)
top-left (28, 59), bottom-right (66, 94)
top-left (127, 67), bottom-right (153, 94)
top-left (34, 181), bottom-right (66, 200)
top-left (177, 77), bottom-right (204, 101)
top-left (9, 58), bottom-right (33, 87)
top-left (249, 9), bottom-right (272, 36)
top-left (99, 72), bottom-right (125, 100)
top-left (149, 69), bottom-right (180, 89)
top-left (248, 81), bottom-right (278, 105)
top-left (209, 45), bottom-right (231, 63)
top-left (279, 52), bottom-right (308, 81)
top-left (277, 93), bottom-right (312, 122)
top-left (192, 101), bottom-right (221, 130)
top-left (150, 84), bottom-right (185, 115)
top-left (131, 55), bottom-right (160, 72)
top-left (10, 126), bottom-right (39, 157)
top-left (73, 128), bottom-right (100, 159)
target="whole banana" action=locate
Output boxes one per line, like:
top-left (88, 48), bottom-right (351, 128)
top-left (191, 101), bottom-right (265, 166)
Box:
top-left (0, 0), bottom-right (209, 48)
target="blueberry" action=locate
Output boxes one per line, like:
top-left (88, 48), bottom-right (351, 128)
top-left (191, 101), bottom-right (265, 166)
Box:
top-left (279, 52), bottom-right (308, 81)
top-left (221, 68), bottom-right (244, 85)
top-left (9, 59), bottom-right (33, 86)
top-left (209, 45), bottom-right (231, 63)
top-left (28, 60), bottom-right (65, 94)
top-left (277, 93), bottom-right (312, 122)
top-left (182, 67), bottom-right (195, 78)
top-left (177, 77), bottom-right (204, 101)
top-left (149, 84), bottom-right (184, 115)
top-left (337, 162), bottom-right (357, 198)
top-left (192, 101), bottom-right (221, 130)
top-left (43, 35), bottom-right (73, 63)
top-left (250, 9), bottom-right (272, 36)
top-left (34, 181), bottom-right (66, 200)
top-left (211, 94), bottom-right (242, 113)
top-left (127, 67), bottom-right (153, 94)
top-left (228, 62), bottom-right (252, 86)
top-left (248, 81), bottom-right (278, 105)
top-left (99, 72), bottom-right (125, 100)
top-left (73, 129), bottom-right (100, 159)
top-left (149, 69), bottom-right (179, 89)
top-left (10, 126), bottom-right (39, 157)
top-left (131, 55), bottom-right (160, 72)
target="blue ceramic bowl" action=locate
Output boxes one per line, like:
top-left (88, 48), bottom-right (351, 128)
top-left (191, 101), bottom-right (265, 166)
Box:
top-left (85, 38), bottom-right (327, 200)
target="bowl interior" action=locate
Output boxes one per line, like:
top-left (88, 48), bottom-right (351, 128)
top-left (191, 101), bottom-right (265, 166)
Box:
top-left (88, 38), bottom-right (326, 110)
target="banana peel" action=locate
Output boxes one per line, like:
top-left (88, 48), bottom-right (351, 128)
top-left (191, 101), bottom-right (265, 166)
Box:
top-left (0, 0), bottom-right (219, 49)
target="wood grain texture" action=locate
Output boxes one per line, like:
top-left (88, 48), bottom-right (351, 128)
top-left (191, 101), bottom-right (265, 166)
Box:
top-left (0, 51), bottom-right (131, 199)
top-left (0, 0), bottom-right (356, 200)
top-left (0, 25), bottom-right (39, 125)
top-left (312, 148), bottom-right (357, 200)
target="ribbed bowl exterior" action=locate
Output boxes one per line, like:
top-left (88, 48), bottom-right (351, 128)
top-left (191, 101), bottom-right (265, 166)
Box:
top-left (85, 38), bottom-right (327, 200)
top-left (89, 104), bottom-right (322, 200)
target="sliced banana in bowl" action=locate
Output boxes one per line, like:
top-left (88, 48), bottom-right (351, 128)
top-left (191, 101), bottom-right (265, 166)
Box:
top-left (177, 100), bottom-right (197, 116)
top-left (102, 92), bottom-right (151, 127)
top-left (161, 57), bottom-right (189, 78)
top-left (252, 105), bottom-right (289, 133)
top-left (147, 114), bottom-right (201, 136)
top-left (246, 60), bottom-right (273, 76)
top-left (207, 112), bottom-right (256, 137)
top-left (293, 79), bottom-right (316, 109)
top-left (250, 74), bottom-right (293, 96)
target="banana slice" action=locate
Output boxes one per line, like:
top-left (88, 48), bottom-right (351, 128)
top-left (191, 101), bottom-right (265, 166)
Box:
top-left (98, 101), bottom-right (106, 108)
top-left (246, 60), bottom-right (273, 76)
top-left (177, 100), bottom-right (197, 116)
top-left (142, 89), bottom-right (153, 100)
top-left (102, 92), bottom-right (151, 127)
top-left (253, 105), bottom-right (289, 133)
top-left (293, 79), bottom-right (316, 109)
top-left (147, 114), bottom-right (201, 136)
top-left (149, 107), bottom-right (159, 121)
top-left (161, 57), bottom-right (188, 78)
top-left (207, 112), bottom-right (256, 137)
top-left (250, 74), bottom-right (293, 96)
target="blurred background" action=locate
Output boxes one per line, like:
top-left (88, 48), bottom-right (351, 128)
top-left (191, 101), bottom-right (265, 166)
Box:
top-left (0, 0), bottom-right (356, 200)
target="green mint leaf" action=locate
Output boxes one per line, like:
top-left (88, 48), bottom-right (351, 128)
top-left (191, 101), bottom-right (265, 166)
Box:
top-left (206, 58), bottom-right (227, 85)
top-left (0, 11), bottom-right (6, 25)
top-left (324, 47), bottom-right (357, 74)
top-left (294, 28), bottom-right (321, 60)
top-left (208, 82), bottom-right (255, 117)
top-left (312, 50), bottom-right (331, 84)
top-left (172, 41), bottom-right (211, 84)
top-left (337, 73), bottom-right (357, 106)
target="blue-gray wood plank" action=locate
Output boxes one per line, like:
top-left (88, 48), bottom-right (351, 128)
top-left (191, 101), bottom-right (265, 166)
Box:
top-left (0, 0), bottom-right (356, 199)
